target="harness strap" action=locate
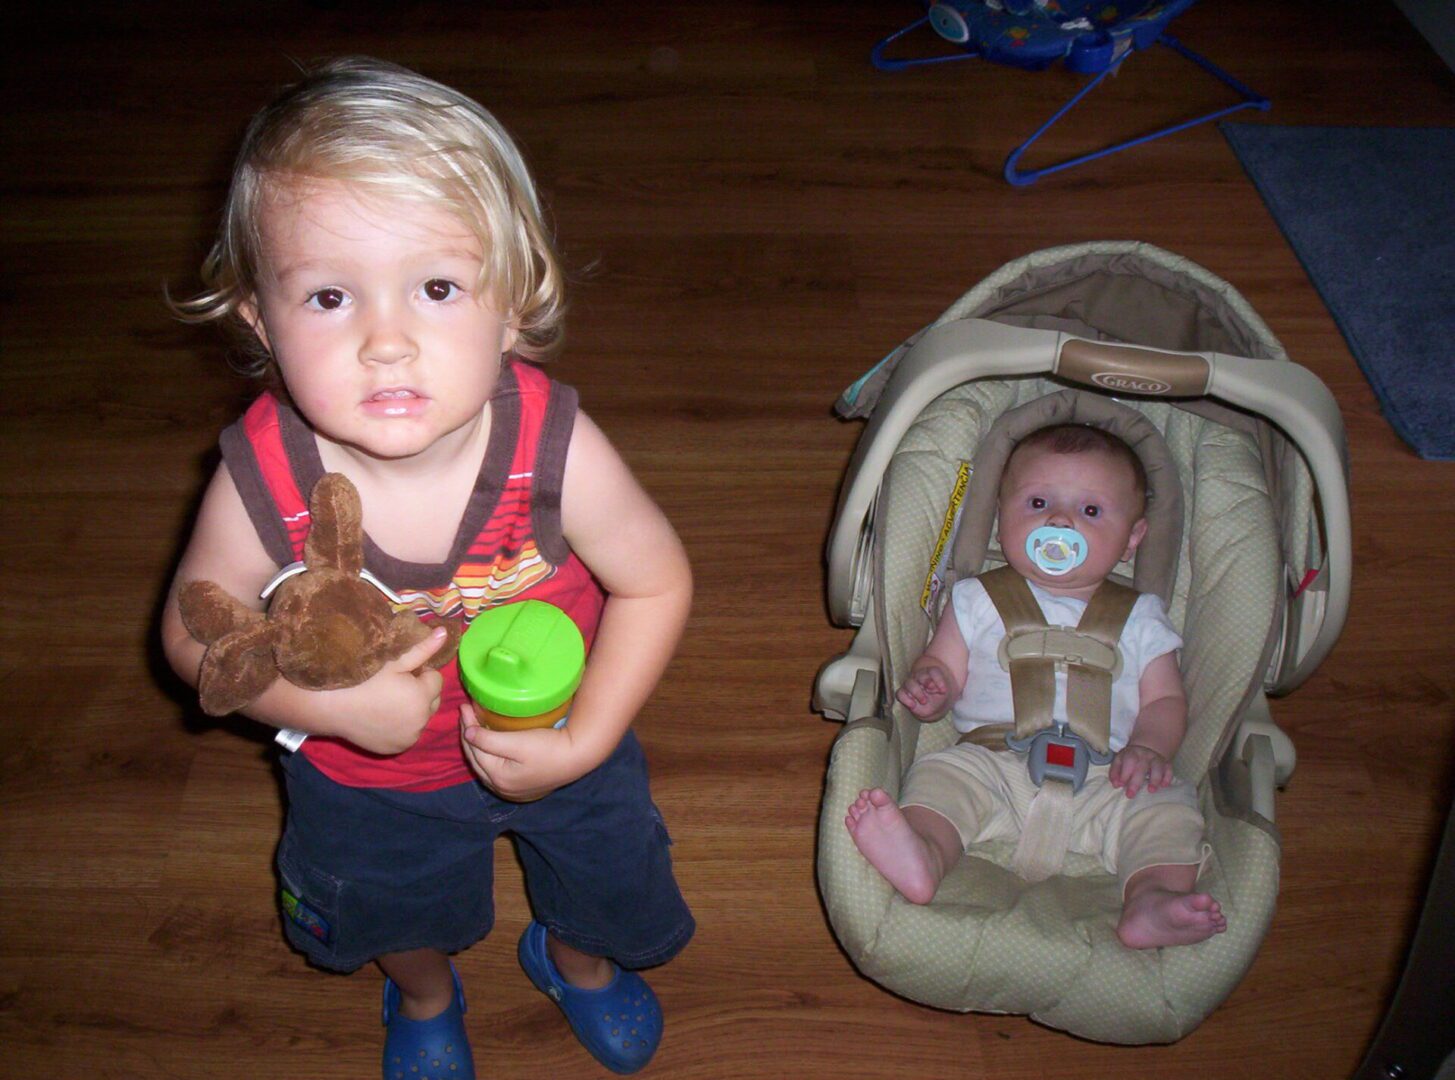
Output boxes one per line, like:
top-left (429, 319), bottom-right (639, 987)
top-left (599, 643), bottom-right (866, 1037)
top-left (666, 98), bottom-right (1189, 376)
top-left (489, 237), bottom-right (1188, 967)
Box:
top-left (957, 724), bottom-right (1014, 749)
top-left (1064, 578), bottom-right (1139, 754)
top-left (977, 566), bottom-right (1138, 753)
top-left (975, 565), bottom-right (1141, 881)
top-left (1011, 778), bottom-right (1074, 882)
top-left (979, 566), bottom-right (1057, 740)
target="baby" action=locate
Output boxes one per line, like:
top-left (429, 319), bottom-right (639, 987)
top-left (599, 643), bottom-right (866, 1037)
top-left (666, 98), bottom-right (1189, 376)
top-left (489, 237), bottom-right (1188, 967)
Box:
top-left (161, 58), bottom-right (693, 1076)
top-left (846, 424), bottom-right (1226, 949)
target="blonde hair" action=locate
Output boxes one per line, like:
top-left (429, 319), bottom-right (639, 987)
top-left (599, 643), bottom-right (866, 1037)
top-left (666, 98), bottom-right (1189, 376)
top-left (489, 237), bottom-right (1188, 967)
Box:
top-left (172, 57), bottom-right (565, 370)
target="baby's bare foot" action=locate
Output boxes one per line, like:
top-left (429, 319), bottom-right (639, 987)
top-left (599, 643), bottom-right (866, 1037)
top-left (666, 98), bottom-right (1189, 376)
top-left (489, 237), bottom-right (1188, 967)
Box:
top-left (1117, 888), bottom-right (1227, 949)
top-left (845, 788), bottom-right (941, 904)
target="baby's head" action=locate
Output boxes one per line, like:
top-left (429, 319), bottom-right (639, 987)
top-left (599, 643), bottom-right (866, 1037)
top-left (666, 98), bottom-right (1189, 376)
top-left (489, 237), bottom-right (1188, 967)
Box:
top-left (997, 424), bottom-right (1149, 594)
top-left (177, 57), bottom-right (563, 372)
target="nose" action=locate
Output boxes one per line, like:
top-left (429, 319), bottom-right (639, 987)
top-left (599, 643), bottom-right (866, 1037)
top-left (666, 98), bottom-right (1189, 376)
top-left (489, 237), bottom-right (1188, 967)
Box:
top-left (359, 306), bottom-right (417, 366)
top-left (1047, 509), bottom-right (1072, 528)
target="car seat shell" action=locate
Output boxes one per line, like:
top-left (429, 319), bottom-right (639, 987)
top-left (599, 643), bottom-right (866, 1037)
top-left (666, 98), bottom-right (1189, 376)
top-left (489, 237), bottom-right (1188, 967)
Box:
top-left (815, 243), bottom-right (1349, 1042)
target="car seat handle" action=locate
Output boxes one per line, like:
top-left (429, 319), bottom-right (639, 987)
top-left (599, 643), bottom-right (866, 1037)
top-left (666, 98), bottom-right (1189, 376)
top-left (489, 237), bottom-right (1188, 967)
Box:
top-left (1056, 338), bottom-right (1212, 396)
top-left (825, 318), bottom-right (1348, 690)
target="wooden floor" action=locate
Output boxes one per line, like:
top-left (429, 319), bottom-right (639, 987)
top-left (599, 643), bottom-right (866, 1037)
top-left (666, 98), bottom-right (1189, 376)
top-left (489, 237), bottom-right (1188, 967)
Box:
top-left (4, 2), bottom-right (1453, 1077)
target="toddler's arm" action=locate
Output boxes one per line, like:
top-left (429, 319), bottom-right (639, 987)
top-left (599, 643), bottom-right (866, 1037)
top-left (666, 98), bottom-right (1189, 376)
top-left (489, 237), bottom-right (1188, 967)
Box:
top-left (460, 411), bottom-right (692, 801)
top-left (894, 606), bottom-right (969, 721)
top-left (1110, 651), bottom-right (1187, 797)
top-left (160, 465), bottom-right (446, 754)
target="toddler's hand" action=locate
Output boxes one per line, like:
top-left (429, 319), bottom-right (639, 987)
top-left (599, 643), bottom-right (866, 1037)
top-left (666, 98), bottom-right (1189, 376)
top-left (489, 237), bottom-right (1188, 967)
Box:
top-left (459, 706), bottom-right (592, 802)
top-left (896, 663), bottom-right (953, 721)
top-left (326, 628), bottom-right (448, 756)
top-left (1110, 743), bottom-right (1174, 798)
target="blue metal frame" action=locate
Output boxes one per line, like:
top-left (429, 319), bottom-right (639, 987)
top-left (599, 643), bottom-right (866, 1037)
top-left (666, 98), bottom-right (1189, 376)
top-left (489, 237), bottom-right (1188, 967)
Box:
top-left (870, 16), bottom-right (1271, 185)
top-left (1004, 34), bottom-right (1270, 185)
top-left (871, 15), bottom-right (982, 71)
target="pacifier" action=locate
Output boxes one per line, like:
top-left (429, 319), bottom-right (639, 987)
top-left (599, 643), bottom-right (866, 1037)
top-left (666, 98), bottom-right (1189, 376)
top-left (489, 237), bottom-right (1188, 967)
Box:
top-left (1026, 526), bottom-right (1088, 576)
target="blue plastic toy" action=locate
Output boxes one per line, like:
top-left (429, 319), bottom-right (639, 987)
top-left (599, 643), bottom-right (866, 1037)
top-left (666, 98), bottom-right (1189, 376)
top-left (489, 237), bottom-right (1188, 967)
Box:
top-left (871, 0), bottom-right (1270, 184)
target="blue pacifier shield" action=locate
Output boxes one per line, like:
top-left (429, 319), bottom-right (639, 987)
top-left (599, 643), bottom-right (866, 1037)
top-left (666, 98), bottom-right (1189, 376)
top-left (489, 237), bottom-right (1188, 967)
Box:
top-left (1027, 526), bottom-right (1088, 576)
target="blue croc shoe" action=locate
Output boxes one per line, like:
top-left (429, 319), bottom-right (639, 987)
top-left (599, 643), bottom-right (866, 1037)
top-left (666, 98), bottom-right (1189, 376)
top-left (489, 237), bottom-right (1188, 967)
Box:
top-left (382, 962), bottom-right (476, 1080)
top-left (518, 920), bottom-right (663, 1074)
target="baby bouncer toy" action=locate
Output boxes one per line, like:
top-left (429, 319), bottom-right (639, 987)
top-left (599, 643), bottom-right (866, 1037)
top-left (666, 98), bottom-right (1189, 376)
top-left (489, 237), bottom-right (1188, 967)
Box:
top-left (871, 1), bottom-right (1270, 184)
top-left (814, 242), bottom-right (1350, 1042)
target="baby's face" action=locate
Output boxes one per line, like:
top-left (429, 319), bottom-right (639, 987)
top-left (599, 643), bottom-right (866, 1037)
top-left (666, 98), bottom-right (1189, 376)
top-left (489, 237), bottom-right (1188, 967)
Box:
top-left (241, 177), bottom-right (516, 464)
top-left (997, 445), bottom-right (1148, 597)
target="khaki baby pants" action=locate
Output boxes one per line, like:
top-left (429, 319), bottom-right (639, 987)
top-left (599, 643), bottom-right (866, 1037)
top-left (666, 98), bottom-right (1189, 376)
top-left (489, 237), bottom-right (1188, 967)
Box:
top-left (901, 741), bottom-right (1211, 895)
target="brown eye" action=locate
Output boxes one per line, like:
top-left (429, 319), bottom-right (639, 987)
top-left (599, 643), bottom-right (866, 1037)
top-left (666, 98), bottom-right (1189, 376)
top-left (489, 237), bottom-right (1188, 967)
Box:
top-left (1084, 504), bottom-right (1101, 518)
top-left (308, 288), bottom-right (346, 311)
top-left (1030, 497), bottom-right (1047, 510)
top-left (423, 279), bottom-right (457, 302)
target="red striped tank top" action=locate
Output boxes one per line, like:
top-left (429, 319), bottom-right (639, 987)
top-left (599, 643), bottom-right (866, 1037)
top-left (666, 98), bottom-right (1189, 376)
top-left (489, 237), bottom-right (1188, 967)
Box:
top-left (220, 360), bottom-right (606, 791)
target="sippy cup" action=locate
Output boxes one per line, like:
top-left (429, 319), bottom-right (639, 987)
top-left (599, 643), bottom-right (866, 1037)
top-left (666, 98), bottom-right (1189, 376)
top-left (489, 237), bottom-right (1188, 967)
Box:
top-left (459, 600), bottom-right (585, 731)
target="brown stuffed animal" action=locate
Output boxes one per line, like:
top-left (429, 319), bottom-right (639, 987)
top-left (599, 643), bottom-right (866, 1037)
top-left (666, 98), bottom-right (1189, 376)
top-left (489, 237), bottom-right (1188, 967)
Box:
top-left (179, 472), bottom-right (461, 716)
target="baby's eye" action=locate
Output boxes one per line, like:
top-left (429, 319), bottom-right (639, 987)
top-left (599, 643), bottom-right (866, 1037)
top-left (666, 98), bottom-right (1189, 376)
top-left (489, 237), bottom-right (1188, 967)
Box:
top-left (1029, 496), bottom-right (1047, 511)
top-left (306, 288), bottom-right (348, 311)
top-left (1083, 504), bottom-right (1101, 518)
top-left (422, 279), bottom-right (460, 302)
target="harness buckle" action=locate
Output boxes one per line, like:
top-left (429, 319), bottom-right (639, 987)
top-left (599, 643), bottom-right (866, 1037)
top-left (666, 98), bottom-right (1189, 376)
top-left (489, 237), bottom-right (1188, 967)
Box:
top-left (1005, 723), bottom-right (1113, 794)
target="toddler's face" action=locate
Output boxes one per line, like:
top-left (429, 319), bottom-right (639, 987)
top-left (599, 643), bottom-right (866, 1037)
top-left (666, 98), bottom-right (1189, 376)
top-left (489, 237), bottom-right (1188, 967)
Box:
top-left (241, 178), bottom-right (516, 463)
top-left (996, 445), bottom-right (1148, 596)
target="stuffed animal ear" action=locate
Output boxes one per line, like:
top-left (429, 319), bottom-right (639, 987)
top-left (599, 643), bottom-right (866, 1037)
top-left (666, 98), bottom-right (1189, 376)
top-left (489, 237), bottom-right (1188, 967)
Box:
top-left (179, 580), bottom-right (264, 645)
top-left (304, 473), bottom-right (364, 575)
top-left (431, 617), bottom-right (464, 669)
top-left (196, 621), bottom-right (280, 716)
top-left (383, 614), bottom-right (463, 672)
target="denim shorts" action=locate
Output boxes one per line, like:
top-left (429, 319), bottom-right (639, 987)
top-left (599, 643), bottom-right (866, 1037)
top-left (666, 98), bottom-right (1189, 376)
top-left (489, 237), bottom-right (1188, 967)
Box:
top-left (275, 731), bottom-right (694, 973)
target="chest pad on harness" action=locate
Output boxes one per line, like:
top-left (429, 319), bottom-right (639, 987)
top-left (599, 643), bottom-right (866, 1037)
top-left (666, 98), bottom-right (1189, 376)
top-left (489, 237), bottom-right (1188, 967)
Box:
top-left (978, 566), bottom-right (1138, 790)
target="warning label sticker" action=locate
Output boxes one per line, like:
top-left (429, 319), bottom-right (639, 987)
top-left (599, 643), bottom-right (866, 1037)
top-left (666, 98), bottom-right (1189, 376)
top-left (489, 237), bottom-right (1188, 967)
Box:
top-left (921, 462), bottom-right (971, 616)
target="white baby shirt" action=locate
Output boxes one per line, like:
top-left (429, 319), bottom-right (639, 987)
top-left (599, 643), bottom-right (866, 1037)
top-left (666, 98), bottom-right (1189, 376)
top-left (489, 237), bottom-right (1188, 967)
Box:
top-left (948, 576), bottom-right (1182, 751)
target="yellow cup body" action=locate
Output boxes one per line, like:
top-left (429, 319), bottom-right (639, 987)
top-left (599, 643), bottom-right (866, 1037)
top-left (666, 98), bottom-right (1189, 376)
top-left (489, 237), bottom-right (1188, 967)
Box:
top-left (472, 697), bottom-right (572, 731)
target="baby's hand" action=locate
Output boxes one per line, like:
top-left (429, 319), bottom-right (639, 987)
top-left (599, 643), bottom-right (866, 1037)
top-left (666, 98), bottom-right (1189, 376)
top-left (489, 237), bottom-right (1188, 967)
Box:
top-left (1110, 743), bottom-right (1174, 798)
top-left (325, 628), bottom-right (448, 756)
top-left (896, 663), bottom-right (953, 721)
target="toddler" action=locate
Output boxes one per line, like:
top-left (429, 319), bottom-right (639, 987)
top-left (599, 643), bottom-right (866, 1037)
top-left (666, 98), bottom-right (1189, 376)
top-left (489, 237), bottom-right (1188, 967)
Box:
top-left (162, 58), bottom-right (693, 1077)
top-left (846, 424), bottom-right (1226, 949)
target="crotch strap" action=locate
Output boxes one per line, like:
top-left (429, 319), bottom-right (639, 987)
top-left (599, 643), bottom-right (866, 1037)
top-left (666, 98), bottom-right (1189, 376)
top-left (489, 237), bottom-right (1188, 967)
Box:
top-left (977, 566), bottom-right (1139, 881)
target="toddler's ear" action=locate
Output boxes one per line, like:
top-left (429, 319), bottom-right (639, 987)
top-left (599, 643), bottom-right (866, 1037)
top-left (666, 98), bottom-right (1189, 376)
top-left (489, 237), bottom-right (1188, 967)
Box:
top-left (237, 297), bottom-right (272, 354)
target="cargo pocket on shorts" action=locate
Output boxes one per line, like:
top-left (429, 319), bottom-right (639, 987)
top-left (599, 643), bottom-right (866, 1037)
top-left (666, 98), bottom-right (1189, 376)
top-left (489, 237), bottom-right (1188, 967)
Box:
top-left (276, 833), bottom-right (343, 957)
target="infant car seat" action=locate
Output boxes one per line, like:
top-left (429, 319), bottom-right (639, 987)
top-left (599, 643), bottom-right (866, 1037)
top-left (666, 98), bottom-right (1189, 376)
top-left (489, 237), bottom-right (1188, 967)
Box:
top-left (814, 242), bottom-right (1350, 1042)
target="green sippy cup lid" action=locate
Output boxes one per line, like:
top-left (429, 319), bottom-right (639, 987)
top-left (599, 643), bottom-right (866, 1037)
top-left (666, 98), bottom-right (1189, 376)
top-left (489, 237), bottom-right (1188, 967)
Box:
top-left (458, 600), bottom-right (585, 717)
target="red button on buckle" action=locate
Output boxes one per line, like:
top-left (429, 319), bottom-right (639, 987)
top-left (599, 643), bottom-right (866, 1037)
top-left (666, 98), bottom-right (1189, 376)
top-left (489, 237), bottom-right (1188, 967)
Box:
top-left (1046, 743), bottom-right (1075, 768)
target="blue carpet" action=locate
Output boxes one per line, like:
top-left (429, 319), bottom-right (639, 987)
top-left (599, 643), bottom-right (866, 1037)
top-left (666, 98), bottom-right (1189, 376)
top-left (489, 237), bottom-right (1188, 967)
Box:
top-left (1221, 124), bottom-right (1455, 461)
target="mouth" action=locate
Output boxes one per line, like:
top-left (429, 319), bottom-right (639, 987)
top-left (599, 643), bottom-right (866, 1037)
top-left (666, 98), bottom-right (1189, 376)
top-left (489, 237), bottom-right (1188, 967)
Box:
top-left (361, 387), bottom-right (428, 418)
